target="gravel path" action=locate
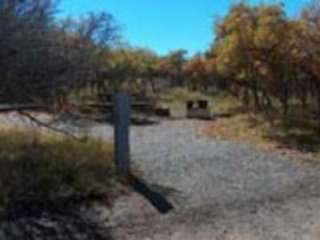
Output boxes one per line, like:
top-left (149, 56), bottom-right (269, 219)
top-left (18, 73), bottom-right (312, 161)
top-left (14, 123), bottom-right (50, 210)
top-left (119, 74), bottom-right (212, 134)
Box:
top-left (1, 113), bottom-right (320, 239)
top-left (88, 119), bottom-right (320, 240)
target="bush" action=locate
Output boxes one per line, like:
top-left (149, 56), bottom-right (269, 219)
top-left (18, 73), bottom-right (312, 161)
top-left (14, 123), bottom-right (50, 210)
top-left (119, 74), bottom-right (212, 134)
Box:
top-left (0, 129), bottom-right (116, 211)
top-left (160, 87), bottom-right (211, 104)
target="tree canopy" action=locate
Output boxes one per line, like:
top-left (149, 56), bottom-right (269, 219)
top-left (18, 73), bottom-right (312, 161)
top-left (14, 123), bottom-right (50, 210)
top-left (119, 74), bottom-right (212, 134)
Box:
top-left (2, 0), bottom-right (320, 126)
top-left (0, 0), bottom-right (117, 105)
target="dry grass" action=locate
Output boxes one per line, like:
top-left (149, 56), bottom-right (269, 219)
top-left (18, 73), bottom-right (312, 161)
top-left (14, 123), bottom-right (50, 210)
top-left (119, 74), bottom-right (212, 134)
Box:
top-left (0, 129), bottom-right (118, 212)
top-left (205, 95), bottom-right (320, 162)
top-left (212, 93), bottom-right (243, 114)
top-left (159, 88), bottom-right (212, 105)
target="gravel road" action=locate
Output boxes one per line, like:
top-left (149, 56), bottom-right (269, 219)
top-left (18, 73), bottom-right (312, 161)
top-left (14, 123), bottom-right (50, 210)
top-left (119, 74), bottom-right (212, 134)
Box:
top-left (88, 119), bottom-right (320, 240)
top-left (0, 113), bottom-right (320, 240)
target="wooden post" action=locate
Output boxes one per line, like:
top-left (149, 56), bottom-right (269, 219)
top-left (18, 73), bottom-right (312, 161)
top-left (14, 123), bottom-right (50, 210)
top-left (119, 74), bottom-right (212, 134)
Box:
top-left (113, 93), bottom-right (131, 177)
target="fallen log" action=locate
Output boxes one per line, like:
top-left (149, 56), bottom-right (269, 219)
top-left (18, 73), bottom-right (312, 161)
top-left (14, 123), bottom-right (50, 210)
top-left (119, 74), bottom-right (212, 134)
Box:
top-left (0, 104), bottom-right (48, 113)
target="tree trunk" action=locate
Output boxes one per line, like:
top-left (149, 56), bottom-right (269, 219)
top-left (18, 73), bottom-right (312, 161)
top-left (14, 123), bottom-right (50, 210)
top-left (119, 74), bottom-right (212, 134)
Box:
top-left (242, 89), bottom-right (250, 106)
top-left (252, 88), bottom-right (261, 111)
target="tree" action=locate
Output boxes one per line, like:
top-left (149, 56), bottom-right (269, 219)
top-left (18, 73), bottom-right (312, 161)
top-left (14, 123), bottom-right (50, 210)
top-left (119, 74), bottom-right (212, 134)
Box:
top-left (213, 3), bottom-right (296, 114)
top-left (159, 49), bottom-right (188, 87)
top-left (99, 47), bottom-right (160, 94)
top-left (299, 0), bottom-right (320, 118)
top-left (0, 0), bottom-right (117, 107)
top-left (183, 54), bottom-right (209, 91)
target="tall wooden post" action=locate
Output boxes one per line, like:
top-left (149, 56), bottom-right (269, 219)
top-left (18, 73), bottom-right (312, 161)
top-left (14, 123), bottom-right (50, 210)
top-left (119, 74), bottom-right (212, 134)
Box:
top-left (113, 93), bottom-right (131, 177)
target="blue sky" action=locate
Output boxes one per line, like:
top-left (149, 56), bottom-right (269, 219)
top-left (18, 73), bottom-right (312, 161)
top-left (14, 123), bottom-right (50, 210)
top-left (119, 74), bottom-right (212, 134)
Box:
top-left (59, 0), bottom-right (308, 56)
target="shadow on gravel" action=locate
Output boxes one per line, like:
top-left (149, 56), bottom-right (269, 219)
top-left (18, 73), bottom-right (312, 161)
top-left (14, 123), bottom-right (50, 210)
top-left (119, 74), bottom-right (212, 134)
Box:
top-left (129, 175), bottom-right (174, 214)
top-left (1, 197), bottom-right (113, 240)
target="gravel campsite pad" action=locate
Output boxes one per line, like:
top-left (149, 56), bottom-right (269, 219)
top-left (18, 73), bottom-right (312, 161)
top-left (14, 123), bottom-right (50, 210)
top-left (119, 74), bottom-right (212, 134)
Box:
top-left (0, 114), bottom-right (320, 239)
top-left (88, 119), bottom-right (320, 240)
